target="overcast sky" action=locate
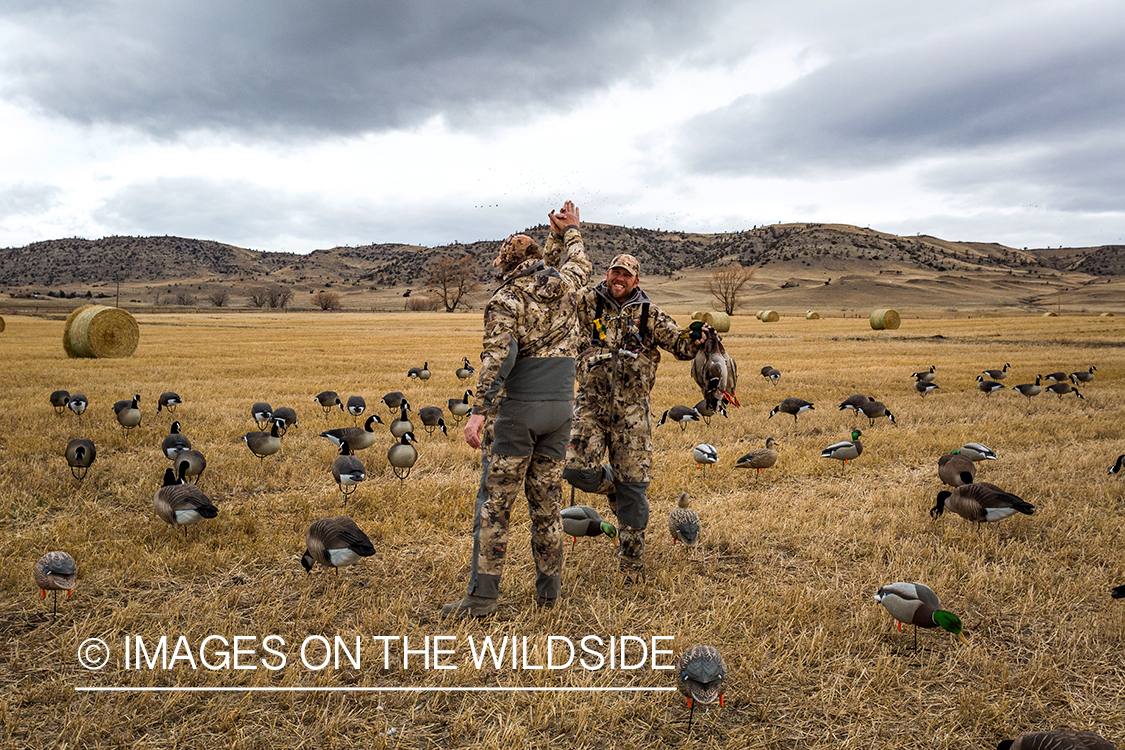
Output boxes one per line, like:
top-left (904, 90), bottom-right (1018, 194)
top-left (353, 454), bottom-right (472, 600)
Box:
top-left (2, 0), bottom-right (1122, 253)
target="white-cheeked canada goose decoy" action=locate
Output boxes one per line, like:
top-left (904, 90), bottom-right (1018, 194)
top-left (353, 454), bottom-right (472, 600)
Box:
top-left (448, 390), bottom-right (472, 423)
top-left (113, 394), bottom-right (142, 430)
top-left (34, 550), bottom-right (77, 617)
top-left (388, 431), bottom-right (418, 480)
top-left (759, 365), bottom-right (781, 385)
top-left (692, 443), bottom-right (718, 467)
top-left (838, 394), bottom-right (872, 414)
top-left (736, 437), bottom-right (779, 477)
top-left (873, 582), bottom-right (968, 651)
top-left (911, 365), bottom-right (936, 382)
top-left (251, 401), bottom-right (273, 429)
top-left (770, 397), bottom-right (815, 424)
top-left (161, 421), bottom-right (191, 460)
top-left (175, 450), bottom-right (207, 485)
top-left (914, 380), bottom-right (940, 397)
top-left (981, 362), bottom-right (1011, 380)
top-left (331, 440), bottom-right (366, 504)
top-left (692, 398), bottom-right (727, 425)
top-left (390, 405), bottom-right (414, 438)
top-left (50, 389), bottom-right (70, 415)
top-left (976, 375), bottom-right (1005, 395)
top-left (65, 438), bottom-right (96, 481)
top-left (243, 420), bottom-right (283, 462)
top-left (156, 392), bottom-right (182, 414)
top-left (67, 393), bottom-right (88, 422)
top-left (938, 451), bottom-right (976, 487)
top-left (1069, 365), bottom-right (1096, 383)
top-left (455, 357), bottom-right (475, 381)
top-left (997, 730), bottom-right (1117, 750)
top-left (958, 442), bottom-right (997, 462)
top-left (658, 405), bottom-right (701, 429)
top-left (418, 406), bottom-right (447, 435)
top-left (153, 467), bottom-right (219, 533)
top-left (821, 429), bottom-right (863, 467)
top-left (382, 391), bottom-right (409, 413)
top-left (668, 493), bottom-right (701, 547)
top-left (691, 329), bottom-right (739, 409)
top-left (676, 644), bottom-right (726, 729)
top-left (1046, 381), bottom-right (1083, 399)
top-left (1109, 454), bottom-right (1124, 475)
top-left (271, 406), bottom-right (298, 434)
top-left (345, 395), bottom-right (366, 421)
top-left (320, 414), bottom-right (384, 452)
top-left (1112, 584), bottom-right (1125, 598)
top-left (301, 516), bottom-right (376, 575)
top-left (1044, 371), bottom-right (1068, 382)
top-left (419, 362), bottom-right (431, 381)
top-left (930, 481), bottom-right (1034, 528)
top-left (859, 400), bottom-right (896, 426)
top-left (1012, 374), bottom-right (1043, 401)
top-left (560, 505), bottom-right (616, 547)
top-left (314, 391), bottom-right (343, 418)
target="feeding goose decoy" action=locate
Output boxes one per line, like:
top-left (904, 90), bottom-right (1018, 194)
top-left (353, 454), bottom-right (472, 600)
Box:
top-left (243, 420), bottom-right (283, 462)
top-left (859, 400), bottom-right (896, 426)
top-left (1069, 365), bottom-right (1096, 383)
top-left (769, 398), bottom-right (815, 424)
top-left (997, 731), bottom-right (1117, 750)
top-left (161, 421), bottom-right (191, 460)
top-left (67, 393), bottom-right (88, 423)
top-left (407, 362), bottom-right (431, 381)
top-left (251, 401), bottom-right (273, 429)
top-left (272, 406), bottom-right (298, 434)
top-left (691, 328), bottom-right (739, 410)
top-left (668, 493), bottom-right (701, 547)
top-left (958, 443), bottom-right (997, 462)
top-left (33, 550), bottom-right (77, 617)
top-left (913, 380), bottom-right (940, 397)
top-left (345, 395), bottom-right (366, 422)
top-left (1044, 371), bottom-right (1068, 382)
top-left (838, 394), bottom-right (872, 414)
top-left (930, 482), bottom-right (1034, 528)
top-left (693, 398), bottom-right (727, 425)
top-left (1109, 455), bottom-right (1124, 475)
top-left (418, 406), bottom-right (448, 435)
top-left (175, 450), bottom-right (207, 485)
top-left (759, 365), bottom-right (780, 385)
top-left (321, 414), bottom-right (385, 452)
top-left (1046, 381), bottom-right (1083, 399)
top-left (388, 431), bottom-right (418, 479)
top-left (911, 365), bottom-right (936, 382)
top-left (658, 405), bottom-right (701, 430)
top-left (938, 451), bottom-right (976, 487)
top-left (314, 391), bottom-right (343, 418)
top-left (390, 405), bottom-right (414, 439)
top-left (301, 516), bottom-right (376, 575)
top-left (113, 394), bottom-right (142, 430)
top-left (64, 438), bottom-right (96, 481)
top-left (873, 582), bottom-right (968, 651)
top-left (381, 392), bottom-right (409, 413)
top-left (455, 357), bottom-right (475, 381)
top-left (736, 437), bottom-right (779, 478)
top-left (153, 467), bottom-right (219, 533)
top-left (821, 429), bottom-right (863, 467)
top-left (976, 375), bottom-right (1005, 395)
top-left (692, 443), bottom-right (718, 467)
top-left (675, 645), bottom-right (726, 729)
top-left (982, 363), bottom-right (1011, 380)
top-left (1012, 374), bottom-right (1043, 401)
top-left (560, 505), bottom-right (616, 547)
top-left (330, 441), bottom-right (366, 504)
top-left (156, 392), bottom-right (182, 414)
top-left (1112, 585), bottom-right (1125, 598)
top-left (50, 389), bottom-right (70, 415)
top-left (448, 391), bottom-right (472, 423)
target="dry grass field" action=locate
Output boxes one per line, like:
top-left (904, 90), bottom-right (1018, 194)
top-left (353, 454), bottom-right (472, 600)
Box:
top-left (1, 310), bottom-right (1123, 749)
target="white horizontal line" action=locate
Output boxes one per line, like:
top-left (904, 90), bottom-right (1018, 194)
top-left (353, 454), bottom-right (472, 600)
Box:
top-left (76, 686), bottom-right (678, 693)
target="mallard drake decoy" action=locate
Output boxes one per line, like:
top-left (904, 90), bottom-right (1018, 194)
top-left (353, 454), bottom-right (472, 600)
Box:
top-left (314, 391), bottom-right (343, 418)
top-left (736, 437), bottom-right (778, 477)
top-left (455, 357), bottom-right (475, 381)
top-left (330, 440), bottom-right (366, 504)
top-left (693, 398), bottom-right (727, 425)
top-left (34, 550), bottom-right (77, 617)
top-left (156, 392), bottom-right (182, 414)
top-left (874, 582), bottom-right (968, 650)
top-left (321, 414), bottom-right (384, 452)
top-left (65, 438), bottom-right (96, 481)
top-left (301, 516), bottom-right (376, 575)
top-left (930, 482), bottom-right (1034, 528)
top-left (1109, 455), bottom-right (1124, 475)
top-left (1012, 375), bottom-right (1043, 401)
top-left (271, 406), bottom-right (298, 434)
top-left (997, 730), bottom-right (1116, 750)
top-left (938, 451), bottom-right (976, 487)
top-left (1044, 371), bottom-right (1068, 382)
top-left (976, 375), bottom-right (1005, 395)
top-left (50, 389), bottom-right (70, 415)
top-left (561, 505), bottom-right (616, 546)
top-left (113, 394), bottom-right (142, 430)
top-left (675, 644), bottom-right (726, 729)
top-left (982, 363), bottom-right (1011, 380)
top-left (668, 493), bottom-right (701, 547)
top-left (821, 429), bottom-right (862, 467)
top-left (448, 390), bottom-right (472, 423)
top-left (418, 406), bottom-right (447, 435)
top-left (838, 394), bottom-right (872, 414)
top-left (1069, 365), bottom-right (1096, 383)
top-left (345, 395), bottom-right (366, 422)
top-left (1046, 381), bottom-right (1083, 399)
top-left (859, 400), bottom-right (896, 426)
top-left (958, 442), bottom-right (997, 462)
top-left (243, 420), bottom-right (283, 462)
top-left (691, 331), bottom-right (739, 409)
top-left (911, 365), bottom-right (936, 382)
top-left (175, 450), bottom-right (207, 485)
top-left (914, 380), bottom-right (940, 397)
top-left (153, 467), bottom-right (218, 532)
top-left (161, 421), bottom-right (191, 460)
top-left (388, 431), bottom-right (418, 480)
top-left (67, 393), bottom-right (88, 422)
top-left (390, 405), bottom-right (414, 439)
top-left (658, 405), bottom-right (701, 429)
top-left (381, 392), bottom-right (409, 413)
top-left (251, 401), bottom-right (273, 429)
top-left (769, 398), bottom-right (815, 423)
top-left (692, 444), bottom-right (718, 467)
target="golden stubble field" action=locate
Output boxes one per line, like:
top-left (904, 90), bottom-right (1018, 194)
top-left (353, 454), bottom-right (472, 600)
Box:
top-left (1, 310), bottom-right (1123, 750)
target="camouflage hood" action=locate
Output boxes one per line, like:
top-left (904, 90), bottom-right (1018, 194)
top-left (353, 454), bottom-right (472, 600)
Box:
top-left (498, 260), bottom-right (570, 303)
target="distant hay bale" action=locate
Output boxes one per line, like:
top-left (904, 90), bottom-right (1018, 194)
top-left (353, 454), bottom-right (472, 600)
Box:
top-left (1042, 311), bottom-right (1059, 317)
top-left (870, 309), bottom-right (900, 330)
top-left (761, 310), bottom-right (780, 323)
top-left (691, 311), bottom-right (731, 332)
top-left (0, 315), bottom-right (5, 333)
top-left (63, 305), bottom-right (139, 358)
top-left (691, 311), bottom-right (706, 323)
top-left (1099, 312), bottom-right (1114, 317)
top-left (805, 311), bottom-right (820, 320)
top-left (756, 311), bottom-right (764, 320)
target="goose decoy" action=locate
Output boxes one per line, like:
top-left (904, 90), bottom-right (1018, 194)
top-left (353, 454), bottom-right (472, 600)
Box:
top-left (691, 329), bottom-right (739, 409)
top-left (272, 406), bottom-right (298, 434)
top-left (345, 395), bottom-right (366, 422)
top-left (330, 441), bottom-right (366, 504)
top-left (243, 419), bottom-right (283, 462)
top-left (938, 451), bottom-right (976, 487)
top-left (161, 421), bottom-right (191, 460)
top-left (50, 389), bottom-right (70, 415)
top-left (913, 380), bottom-right (939, 397)
top-left (692, 443), bottom-right (718, 467)
top-left (390, 405), bottom-right (414, 438)
top-left (560, 505), bottom-right (616, 547)
top-left (418, 406), bottom-right (448, 435)
top-left (113, 394), bottom-right (142, 430)
top-left (911, 365), bottom-right (936, 382)
top-left (153, 467), bottom-right (218, 533)
top-left (759, 365), bottom-right (780, 385)
top-left (388, 431), bottom-right (418, 479)
top-left (314, 391), bottom-right (343, 418)
top-left (997, 730), bottom-right (1117, 750)
top-left (419, 362), bottom-right (431, 381)
top-left (675, 645), bottom-right (726, 729)
top-left (930, 482), bottom-right (1034, 528)
top-left (958, 442), bottom-right (997, 462)
top-left (658, 405), bottom-right (701, 430)
top-left (33, 550), bottom-right (77, 617)
top-left (981, 363), bottom-right (1011, 380)
top-left (769, 398), bottom-right (814, 424)
top-left (301, 516), bottom-right (376, 575)
top-left (1109, 455), bottom-right (1124, 475)
top-left (693, 399), bottom-right (727, 426)
top-left (668, 493), bottom-right (701, 547)
top-left (156, 392), bottom-right (182, 414)
top-left (1044, 371), bottom-right (1068, 382)
top-left (873, 582), bottom-right (968, 651)
top-left (736, 437), bottom-right (779, 478)
top-left (381, 392), bottom-right (409, 413)
top-left (175, 450), bottom-right (207, 485)
top-left (976, 375), bottom-right (1005, 395)
top-left (859, 400), bottom-right (896, 426)
top-left (821, 429), bottom-right (862, 467)
top-left (320, 414), bottom-right (385, 452)
top-left (1012, 375), bottom-right (1043, 401)
top-left (251, 401), bottom-right (273, 429)
top-left (64, 438), bottom-right (96, 481)
top-left (1069, 365), bottom-right (1096, 383)
top-left (448, 390), bottom-right (472, 423)
top-left (1112, 585), bottom-right (1125, 598)
top-left (66, 393), bottom-right (88, 423)
top-left (838, 394), bottom-right (872, 414)
top-left (1046, 381), bottom-right (1083, 399)
top-left (455, 357), bottom-right (475, 381)
top-left (406, 363), bottom-right (429, 380)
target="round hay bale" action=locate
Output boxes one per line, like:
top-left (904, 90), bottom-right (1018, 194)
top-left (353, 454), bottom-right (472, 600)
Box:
top-left (699, 311), bottom-right (731, 332)
top-left (755, 310), bottom-right (764, 320)
top-left (63, 305), bottom-right (139, 358)
top-left (691, 311), bottom-right (706, 322)
top-left (1042, 311), bottom-right (1059, 317)
top-left (761, 310), bottom-right (780, 323)
top-left (805, 311), bottom-right (820, 320)
top-left (0, 315), bottom-right (5, 333)
top-left (870, 309), bottom-right (901, 330)
top-left (1099, 312), bottom-right (1114, 317)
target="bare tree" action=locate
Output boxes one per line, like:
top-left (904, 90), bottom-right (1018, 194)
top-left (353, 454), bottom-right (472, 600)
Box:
top-left (707, 265), bottom-right (757, 315)
top-left (424, 255), bottom-right (481, 312)
top-left (208, 289), bottom-right (230, 307)
top-left (405, 295), bottom-right (441, 312)
top-left (266, 286), bottom-right (293, 310)
top-left (248, 287), bottom-right (270, 308)
top-left (312, 290), bottom-right (342, 311)
top-left (172, 289), bottom-right (195, 306)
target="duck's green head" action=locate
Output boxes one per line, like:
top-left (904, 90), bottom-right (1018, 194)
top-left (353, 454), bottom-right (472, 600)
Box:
top-left (933, 609), bottom-right (969, 644)
top-left (600, 522), bottom-right (618, 539)
top-left (851, 429), bottom-right (863, 441)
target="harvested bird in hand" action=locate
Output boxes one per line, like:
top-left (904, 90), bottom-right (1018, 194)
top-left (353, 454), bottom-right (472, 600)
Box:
top-left (689, 324), bottom-right (738, 410)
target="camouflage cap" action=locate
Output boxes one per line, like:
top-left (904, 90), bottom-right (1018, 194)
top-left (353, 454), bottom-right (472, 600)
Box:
top-left (608, 253), bottom-right (640, 277)
top-left (494, 234), bottom-right (542, 270)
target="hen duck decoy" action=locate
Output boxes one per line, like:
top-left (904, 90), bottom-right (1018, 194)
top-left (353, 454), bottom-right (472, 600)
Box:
top-left (930, 482), bottom-right (1034, 528)
top-left (735, 437), bottom-right (778, 478)
top-left (301, 516), bottom-right (376, 575)
top-left (691, 329), bottom-right (739, 410)
top-left (668, 493), bottom-right (701, 547)
top-left (675, 645), bottom-right (726, 729)
top-left (821, 429), bottom-right (862, 467)
top-left (874, 581), bottom-right (968, 650)
top-left (65, 438), bottom-right (96, 481)
top-left (658, 405), bottom-right (701, 430)
top-left (33, 550), bottom-right (77, 617)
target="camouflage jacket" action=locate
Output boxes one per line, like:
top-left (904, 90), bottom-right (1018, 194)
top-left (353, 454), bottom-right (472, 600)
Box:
top-left (472, 227), bottom-right (592, 414)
